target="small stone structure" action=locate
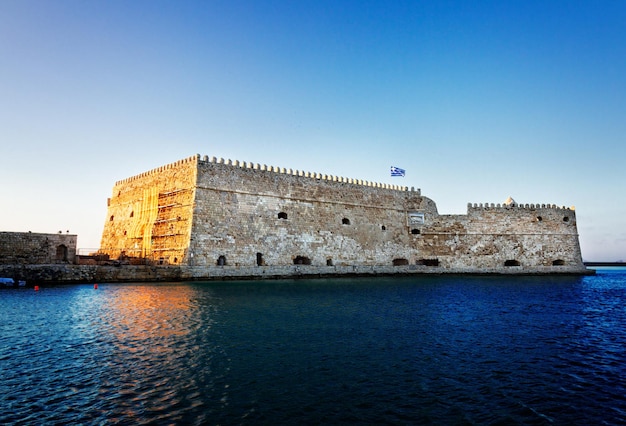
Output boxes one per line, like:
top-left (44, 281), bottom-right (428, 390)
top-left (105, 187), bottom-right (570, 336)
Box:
top-left (0, 231), bottom-right (77, 265)
top-left (98, 154), bottom-right (587, 275)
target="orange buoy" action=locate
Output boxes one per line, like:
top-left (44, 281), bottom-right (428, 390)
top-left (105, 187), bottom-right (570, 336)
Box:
top-left (34, 285), bottom-right (39, 291)
top-left (94, 284), bottom-right (98, 289)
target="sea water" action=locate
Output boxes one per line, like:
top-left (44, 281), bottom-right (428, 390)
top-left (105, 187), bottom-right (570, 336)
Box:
top-left (1, 269), bottom-right (625, 425)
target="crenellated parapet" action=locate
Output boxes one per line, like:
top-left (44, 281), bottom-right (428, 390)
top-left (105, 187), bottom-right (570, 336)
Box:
top-left (197, 154), bottom-right (419, 194)
top-left (114, 155), bottom-right (200, 186)
top-left (113, 154), bottom-right (421, 194)
top-left (467, 202), bottom-right (575, 211)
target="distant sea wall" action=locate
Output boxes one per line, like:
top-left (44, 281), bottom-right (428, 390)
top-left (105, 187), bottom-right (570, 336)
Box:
top-left (0, 263), bottom-right (594, 285)
top-left (0, 232), bottom-right (77, 265)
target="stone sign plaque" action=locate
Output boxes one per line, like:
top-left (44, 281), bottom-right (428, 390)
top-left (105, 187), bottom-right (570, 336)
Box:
top-left (408, 212), bottom-right (424, 225)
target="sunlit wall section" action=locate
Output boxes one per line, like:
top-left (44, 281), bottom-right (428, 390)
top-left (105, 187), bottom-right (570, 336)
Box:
top-left (99, 156), bottom-right (198, 265)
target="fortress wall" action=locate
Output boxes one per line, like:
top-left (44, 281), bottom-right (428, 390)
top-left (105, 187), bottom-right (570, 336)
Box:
top-left (412, 233), bottom-right (583, 269)
top-left (188, 157), bottom-right (435, 267)
top-left (407, 204), bottom-right (584, 269)
top-left (0, 232), bottom-right (77, 265)
top-left (194, 156), bottom-right (426, 208)
top-left (190, 190), bottom-right (416, 267)
top-left (97, 154), bottom-right (586, 274)
top-left (427, 204), bottom-right (579, 235)
top-left (99, 156), bottom-right (198, 263)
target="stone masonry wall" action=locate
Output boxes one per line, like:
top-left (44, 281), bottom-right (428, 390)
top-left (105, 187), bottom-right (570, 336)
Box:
top-left (0, 232), bottom-right (77, 265)
top-left (188, 156), bottom-right (437, 267)
top-left (98, 154), bottom-right (587, 275)
top-left (99, 156), bottom-right (198, 264)
top-left (410, 204), bottom-right (584, 270)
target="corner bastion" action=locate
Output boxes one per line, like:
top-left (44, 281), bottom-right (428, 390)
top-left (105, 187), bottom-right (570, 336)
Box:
top-left (97, 154), bottom-right (588, 276)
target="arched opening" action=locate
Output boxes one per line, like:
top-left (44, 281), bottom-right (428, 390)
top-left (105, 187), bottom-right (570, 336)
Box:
top-left (504, 259), bottom-right (521, 266)
top-left (256, 252), bottom-right (264, 266)
top-left (552, 259), bottom-right (565, 266)
top-left (536, 216), bottom-right (542, 222)
top-left (326, 258), bottom-right (333, 266)
top-left (293, 256), bottom-right (311, 265)
top-left (342, 218), bottom-right (350, 225)
top-left (381, 225), bottom-right (386, 231)
top-left (173, 257), bottom-right (178, 264)
top-left (110, 215), bottom-right (114, 221)
top-left (418, 258), bottom-right (439, 266)
top-left (411, 228), bottom-right (421, 235)
top-left (130, 211), bottom-right (134, 218)
top-left (393, 258), bottom-right (409, 266)
top-left (56, 245), bottom-right (68, 262)
top-left (563, 216), bottom-right (570, 222)
top-left (278, 212), bottom-right (288, 220)
top-left (217, 255), bottom-right (226, 266)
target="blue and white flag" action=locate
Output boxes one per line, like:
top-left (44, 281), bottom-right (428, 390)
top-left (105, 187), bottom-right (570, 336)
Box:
top-left (390, 166), bottom-right (405, 177)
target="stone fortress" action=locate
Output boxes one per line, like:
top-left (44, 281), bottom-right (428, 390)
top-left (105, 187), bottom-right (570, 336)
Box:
top-left (98, 154), bottom-right (587, 275)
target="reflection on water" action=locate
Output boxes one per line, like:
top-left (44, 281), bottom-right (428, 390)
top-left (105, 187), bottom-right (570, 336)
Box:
top-left (1, 272), bottom-right (625, 425)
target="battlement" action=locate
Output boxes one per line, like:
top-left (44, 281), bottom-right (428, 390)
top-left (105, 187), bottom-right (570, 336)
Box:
top-left (467, 202), bottom-right (575, 211)
top-left (114, 155), bottom-right (199, 186)
top-left (115, 154), bottom-right (420, 194)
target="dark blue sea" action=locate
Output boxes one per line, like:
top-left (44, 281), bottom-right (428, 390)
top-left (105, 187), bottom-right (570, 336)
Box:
top-left (1, 269), bottom-right (625, 425)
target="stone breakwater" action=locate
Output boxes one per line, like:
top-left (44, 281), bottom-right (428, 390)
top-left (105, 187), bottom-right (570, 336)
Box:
top-left (0, 263), bottom-right (594, 285)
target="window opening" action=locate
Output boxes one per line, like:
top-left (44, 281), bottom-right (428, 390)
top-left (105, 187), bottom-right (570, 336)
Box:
top-left (411, 228), bottom-right (421, 235)
top-left (563, 216), bottom-right (570, 222)
top-left (326, 258), bottom-right (333, 266)
top-left (256, 252), bottom-right (264, 266)
top-left (217, 255), bottom-right (226, 266)
top-left (504, 259), bottom-right (521, 266)
top-left (342, 218), bottom-right (350, 225)
top-left (278, 212), bottom-right (288, 219)
top-left (293, 256), bottom-right (311, 265)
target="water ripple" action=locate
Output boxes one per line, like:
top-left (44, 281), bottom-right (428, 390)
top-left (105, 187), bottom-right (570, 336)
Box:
top-left (1, 271), bottom-right (625, 424)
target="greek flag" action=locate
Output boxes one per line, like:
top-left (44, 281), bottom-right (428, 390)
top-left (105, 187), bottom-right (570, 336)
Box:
top-left (390, 166), bottom-right (405, 177)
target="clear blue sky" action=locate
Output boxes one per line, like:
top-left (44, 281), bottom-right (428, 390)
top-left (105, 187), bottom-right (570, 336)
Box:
top-left (1, 0), bottom-right (624, 260)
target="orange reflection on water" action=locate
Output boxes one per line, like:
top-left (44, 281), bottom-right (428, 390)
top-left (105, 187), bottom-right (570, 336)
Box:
top-left (105, 285), bottom-right (200, 346)
top-left (90, 284), bottom-right (215, 419)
